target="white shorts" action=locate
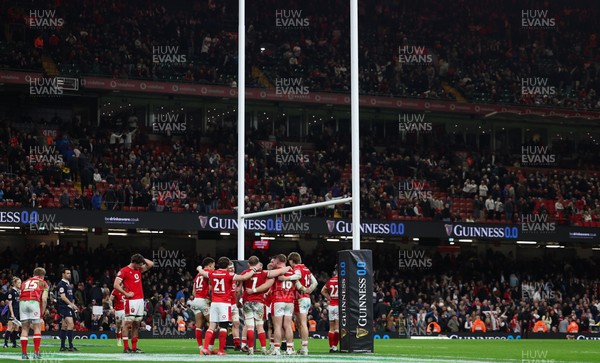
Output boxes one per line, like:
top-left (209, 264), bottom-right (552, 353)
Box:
top-left (273, 302), bottom-right (294, 317)
top-left (115, 310), bottom-right (125, 324)
top-left (231, 304), bottom-right (240, 322)
top-left (243, 302), bottom-right (265, 326)
top-left (296, 297), bottom-right (311, 314)
top-left (189, 298), bottom-right (210, 317)
top-left (19, 300), bottom-right (42, 323)
top-left (328, 305), bottom-right (339, 321)
top-left (125, 298), bottom-right (145, 321)
top-left (209, 302), bottom-right (231, 323)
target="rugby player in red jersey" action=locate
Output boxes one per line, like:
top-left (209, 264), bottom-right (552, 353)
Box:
top-left (109, 288), bottom-right (126, 347)
top-left (227, 262), bottom-right (242, 350)
top-left (288, 252), bottom-right (318, 355)
top-left (269, 254), bottom-right (301, 355)
top-left (242, 256), bottom-right (290, 355)
top-left (196, 256), bottom-right (255, 356)
top-left (113, 253), bottom-right (154, 353)
top-left (189, 257), bottom-right (214, 353)
top-left (322, 269), bottom-right (340, 353)
top-left (19, 267), bottom-right (49, 360)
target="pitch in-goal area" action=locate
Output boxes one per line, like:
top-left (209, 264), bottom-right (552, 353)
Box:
top-left (0, 339), bottom-right (598, 363)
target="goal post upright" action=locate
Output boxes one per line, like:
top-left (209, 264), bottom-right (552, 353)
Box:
top-left (237, 0), bottom-right (246, 261)
top-left (350, 0), bottom-right (361, 250)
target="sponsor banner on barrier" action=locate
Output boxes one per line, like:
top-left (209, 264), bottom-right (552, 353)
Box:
top-left (434, 332), bottom-right (600, 340)
top-left (338, 250), bottom-right (374, 353)
top-left (0, 208), bottom-right (593, 242)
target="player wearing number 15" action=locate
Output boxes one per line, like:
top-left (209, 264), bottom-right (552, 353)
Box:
top-left (113, 253), bottom-right (154, 354)
top-left (19, 267), bottom-right (49, 360)
top-left (197, 256), bottom-right (256, 356)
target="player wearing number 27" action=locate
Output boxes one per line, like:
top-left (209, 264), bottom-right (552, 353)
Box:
top-left (196, 256), bottom-right (256, 356)
top-left (19, 267), bottom-right (49, 360)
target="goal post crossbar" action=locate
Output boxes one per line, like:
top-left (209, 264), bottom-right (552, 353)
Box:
top-left (242, 197), bottom-right (353, 219)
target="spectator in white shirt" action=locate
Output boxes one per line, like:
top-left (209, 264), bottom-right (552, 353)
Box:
top-left (485, 196), bottom-right (495, 219)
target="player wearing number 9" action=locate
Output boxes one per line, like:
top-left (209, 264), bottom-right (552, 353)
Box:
top-left (196, 256), bottom-right (255, 356)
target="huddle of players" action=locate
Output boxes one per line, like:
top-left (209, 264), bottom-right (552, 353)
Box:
top-left (189, 252), bottom-right (340, 356)
top-left (3, 267), bottom-right (79, 360)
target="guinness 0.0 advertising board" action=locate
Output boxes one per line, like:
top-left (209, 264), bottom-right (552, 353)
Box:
top-left (338, 250), bottom-right (374, 353)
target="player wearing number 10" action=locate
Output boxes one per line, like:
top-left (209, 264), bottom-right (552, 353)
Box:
top-left (242, 255), bottom-right (290, 355)
top-left (197, 256), bottom-right (256, 356)
top-left (19, 267), bottom-right (49, 360)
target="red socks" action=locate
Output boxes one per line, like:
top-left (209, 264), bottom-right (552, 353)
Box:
top-left (195, 329), bottom-right (203, 347)
top-left (247, 330), bottom-right (255, 348)
top-left (334, 331), bottom-right (340, 346)
top-left (258, 331), bottom-right (267, 348)
top-left (234, 337), bottom-right (240, 348)
top-left (21, 337), bottom-right (28, 354)
top-left (203, 330), bottom-right (213, 350)
top-left (132, 337), bottom-right (138, 350)
top-left (33, 335), bottom-right (41, 354)
top-left (123, 337), bottom-right (129, 350)
top-left (218, 329), bottom-right (227, 353)
top-left (328, 331), bottom-right (335, 347)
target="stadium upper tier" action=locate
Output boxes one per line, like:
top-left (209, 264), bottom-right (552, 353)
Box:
top-left (0, 118), bottom-right (599, 228)
top-left (1, 0), bottom-right (598, 110)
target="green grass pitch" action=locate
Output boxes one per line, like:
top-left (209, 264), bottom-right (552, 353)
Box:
top-left (0, 338), bottom-right (598, 362)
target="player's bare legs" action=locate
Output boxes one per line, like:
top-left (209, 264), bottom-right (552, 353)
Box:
top-left (271, 315), bottom-right (283, 355)
top-left (194, 312), bottom-right (207, 352)
top-left (283, 314), bottom-right (295, 355)
top-left (296, 311), bottom-right (309, 354)
top-left (329, 319), bottom-right (339, 352)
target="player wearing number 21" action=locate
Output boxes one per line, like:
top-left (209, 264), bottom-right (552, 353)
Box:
top-left (196, 256), bottom-right (256, 356)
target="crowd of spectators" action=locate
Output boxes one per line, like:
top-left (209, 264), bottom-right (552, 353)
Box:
top-left (1, 115), bottom-right (599, 227)
top-left (0, 241), bottom-right (598, 336)
top-left (1, 0), bottom-right (599, 109)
